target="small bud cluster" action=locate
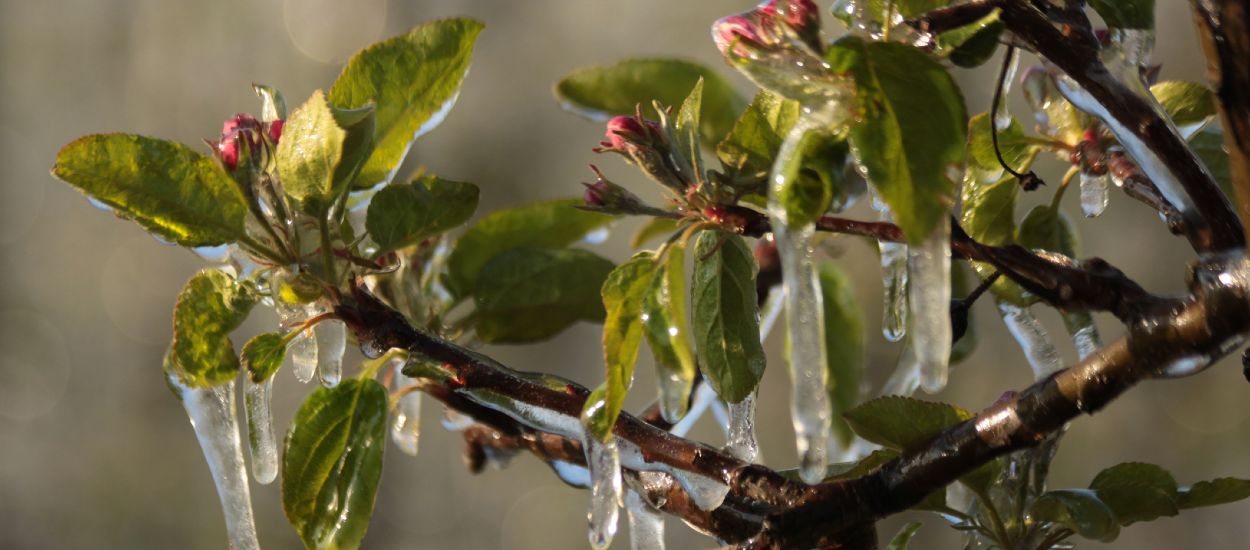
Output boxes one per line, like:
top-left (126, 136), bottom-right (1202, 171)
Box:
top-left (581, 165), bottom-right (643, 213)
top-left (593, 111), bottom-right (689, 192)
top-left (712, 0), bottom-right (822, 60)
top-left (212, 113), bottom-right (285, 173)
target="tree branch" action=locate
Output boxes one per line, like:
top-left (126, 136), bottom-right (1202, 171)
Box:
top-left (1192, 0), bottom-right (1250, 245)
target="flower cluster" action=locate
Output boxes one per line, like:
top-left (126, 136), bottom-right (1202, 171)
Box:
top-left (212, 113), bottom-right (284, 173)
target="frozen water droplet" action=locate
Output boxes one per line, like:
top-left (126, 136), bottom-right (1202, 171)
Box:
top-left (724, 388), bottom-right (759, 463)
top-left (552, 460), bottom-right (592, 488)
top-left (625, 489), bottom-right (666, 550)
top-left (288, 331), bottom-right (317, 383)
top-left (391, 362), bottom-right (422, 456)
top-left (995, 52), bottom-right (1020, 130)
top-left (879, 240), bottom-right (909, 341)
top-left (1079, 170), bottom-right (1111, 217)
top-left (315, 319), bottom-right (346, 388)
top-left (585, 428), bottom-right (622, 550)
top-left (656, 370), bottom-right (690, 425)
top-left (168, 375), bottom-right (260, 550)
top-left (908, 218), bottom-right (952, 393)
top-left (997, 302), bottom-right (1064, 379)
top-left (244, 376), bottom-right (278, 484)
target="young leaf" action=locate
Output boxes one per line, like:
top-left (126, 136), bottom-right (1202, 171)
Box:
top-left (842, 396), bottom-right (971, 453)
top-left (164, 269), bottom-right (258, 388)
top-left (816, 262), bottom-right (865, 445)
top-left (643, 242), bottom-right (697, 413)
top-left (241, 332), bottom-right (287, 383)
top-left (472, 247), bottom-right (615, 343)
top-left (444, 199), bottom-right (614, 299)
top-left (1177, 477), bottom-right (1250, 509)
top-left (1089, 0), bottom-right (1155, 30)
top-left (1151, 81), bottom-right (1216, 129)
top-left (1030, 489), bottom-right (1121, 542)
top-left (366, 175), bottom-right (479, 254)
top-left (253, 83), bottom-right (287, 122)
top-left (691, 230), bottom-right (765, 403)
top-left (283, 379), bottom-right (387, 550)
top-left (52, 134), bottom-right (248, 247)
top-left (1017, 205), bottom-right (1078, 257)
top-left (276, 90), bottom-right (351, 214)
top-left (885, 521), bottom-right (923, 550)
top-left (826, 36), bottom-right (967, 243)
top-left (584, 253), bottom-right (659, 440)
top-left (669, 78), bottom-right (705, 185)
top-left (936, 12), bottom-right (1004, 68)
top-left (555, 58), bottom-right (745, 145)
top-left (1089, 462), bottom-right (1180, 525)
top-left (329, 18), bottom-right (484, 189)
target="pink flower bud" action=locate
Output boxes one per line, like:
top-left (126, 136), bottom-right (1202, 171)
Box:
top-left (774, 0), bottom-right (818, 34)
top-left (583, 180), bottom-right (611, 207)
top-left (581, 165), bottom-right (643, 211)
top-left (602, 115), bottom-right (648, 152)
top-left (218, 138), bottom-right (241, 171)
top-left (713, 15), bottom-right (769, 58)
top-left (267, 119), bottom-right (284, 144)
top-left (215, 113), bottom-right (263, 172)
top-left (222, 113), bottom-right (260, 135)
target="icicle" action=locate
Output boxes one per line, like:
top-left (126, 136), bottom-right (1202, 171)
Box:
top-left (275, 299), bottom-right (324, 384)
top-left (724, 388), bottom-right (759, 463)
top-left (1079, 170), bottom-right (1111, 217)
top-left (908, 217), bottom-right (953, 393)
top-left (997, 301), bottom-right (1064, 379)
top-left (391, 358), bottom-right (422, 456)
top-left (995, 51), bottom-right (1020, 130)
top-left (315, 319), bottom-right (346, 388)
top-left (882, 343), bottom-right (921, 397)
top-left (244, 377), bottom-right (278, 484)
top-left (873, 198), bottom-right (909, 341)
top-left (1064, 312), bottom-right (1102, 361)
top-left (585, 428), bottom-right (622, 550)
top-left (656, 370), bottom-right (689, 426)
top-left (625, 489), bottom-right (666, 550)
top-left (169, 375), bottom-right (260, 550)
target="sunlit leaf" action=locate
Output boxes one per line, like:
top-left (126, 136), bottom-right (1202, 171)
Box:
top-left (583, 252), bottom-right (658, 440)
top-left (692, 230), bottom-right (765, 403)
top-left (164, 269), bottom-right (257, 388)
top-left (366, 175), bottom-right (479, 254)
top-left (472, 247), bottom-right (615, 343)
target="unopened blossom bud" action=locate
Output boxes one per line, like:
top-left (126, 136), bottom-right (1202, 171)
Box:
top-left (215, 113), bottom-right (263, 172)
top-left (712, 14), bottom-right (772, 59)
top-left (594, 113), bottom-right (687, 191)
top-left (581, 165), bottom-right (643, 212)
top-left (267, 119), bottom-right (284, 144)
top-left (769, 0), bottom-right (821, 52)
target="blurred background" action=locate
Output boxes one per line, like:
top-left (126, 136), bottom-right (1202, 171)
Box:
top-left (2, 0), bottom-right (1248, 548)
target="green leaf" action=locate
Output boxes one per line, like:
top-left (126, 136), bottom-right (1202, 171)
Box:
top-left (366, 175), bottom-right (479, 254)
top-left (886, 521), bottom-right (924, 550)
top-left (821, 449), bottom-right (899, 481)
top-left (843, 396), bottom-right (971, 453)
top-left (1177, 478), bottom-right (1250, 509)
top-left (329, 18), bottom-right (484, 189)
top-left (1089, 0), bottom-right (1155, 30)
top-left (643, 242), bottom-right (698, 416)
top-left (283, 379), bottom-right (387, 550)
top-left (691, 230), bottom-right (766, 403)
top-left (253, 83), bottom-right (287, 122)
top-left (583, 252), bottom-right (660, 440)
top-left (276, 90), bottom-right (351, 214)
top-left (241, 332), bottom-right (287, 383)
top-left (555, 58), bottom-right (746, 145)
top-left (1030, 489), bottom-right (1121, 542)
top-left (833, 0), bottom-right (953, 26)
top-left (1151, 81), bottom-right (1216, 129)
top-left (444, 199), bottom-right (614, 299)
top-left (164, 269), bottom-right (258, 388)
top-left (631, 217), bottom-right (681, 249)
top-left (936, 12), bottom-right (1004, 68)
top-left (669, 78), bottom-right (705, 185)
top-left (1017, 205), bottom-right (1078, 257)
top-left (51, 134), bottom-right (248, 247)
top-left (472, 247), bottom-right (615, 343)
top-left (1191, 128), bottom-right (1234, 199)
top-left (816, 262), bottom-right (865, 445)
top-left (826, 36), bottom-right (967, 243)
top-left (1089, 462), bottom-right (1179, 525)
top-left (967, 113), bottom-right (1036, 177)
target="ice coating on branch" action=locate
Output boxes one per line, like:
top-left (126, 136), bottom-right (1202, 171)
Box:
top-left (1079, 170), bottom-right (1111, 217)
top-left (908, 218), bottom-right (952, 393)
top-left (391, 391), bottom-right (423, 457)
top-left (873, 197), bottom-right (909, 341)
top-left (625, 489), bottom-right (666, 550)
top-left (669, 383), bottom-right (718, 438)
top-left (244, 377), bottom-right (277, 484)
top-left (552, 461), bottom-right (592, 488)
top-left (585, 428), bottom-right (622, 550)
top-left (315, 319), bottom-right (346, 388)
top-left (997, 302), bottom-right (1064, 379)
top-left (169, 376), bottom-right (260, 550)
top-left (276, 300), bottom-right (324, 383)
top-left (725, 388), bottom-right (760, 463)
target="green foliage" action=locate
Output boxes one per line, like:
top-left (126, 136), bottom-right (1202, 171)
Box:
top-left (691, 230), bottom-right (765, 403)
top-left (643, 243), bottom-right (697, 415)
top-left (241, 332), bottom-right (288, 383)
top-left (253, 83), bottom-right (287, 122)
top-left (1089, 462), bottom-right (1179, 525)
top-left (555, 58), bottom-right (745, 145)
top-left (1089, 0), bottom-right (1155, 30)
top-left (886, 521), bottom-right (924, 550)
top-left (52, 134), bottom-right (248, 247)
top-left (443, 199), bottom-right (613, 299)
top-left (843, 396), bottom-right (971, 452)
top-left (164, 269), bottom-right (258, 388)
top-left (366, 175), bottom-right (479, 254)
top-left (826, 36), bottom-right (967, 243)
top-left (329, 18), bottom-right (484, 189)
top-left (631, 217), bottom-right (681, 249)
top-left (277, 90), bottom-right (358, 214)
top-left (472, 247), bottom-right (614, 343)
top-left (1017, 205), bottom-right (1078, 257)
top-left (1177, 478), bottom-right (1250, 509)
top-left (936, 12), bottom-right (1004, 68)
top-left (1151, 81), bottom-right (1217, 129)
top-left (583, 253), bottom-right (659, 440)
top-left (1031, 489), bottom-right (1121, 542)
top-left (816, 262), bottom-right (865, 444)
top-left (283, 379), bottom-right (387, 550)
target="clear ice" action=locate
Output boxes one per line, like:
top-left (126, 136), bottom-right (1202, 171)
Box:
top-left (585, 427), bottom-right (622, 550)
top-left (1079, 170), bottom-right (1111, 218)
top-left (625, 489), bottom-right (666, 550)
top-left (997, 301), bottom-right (1064, 379)
top-left (724, 388), bottom-right (759, 463)
top-left (314, 319), bottom-right (346, 388)
top-left (244, 377), bottom-right (278, 484)
top-left (908, 217), bottom-right (953, 393)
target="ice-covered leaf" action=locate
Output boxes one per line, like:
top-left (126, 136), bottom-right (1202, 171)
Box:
top-left (1089, 462), bottom-right (1179, 525)
top-left (816, 262), bottom-right (864, 445)
top-left (1089, 0), bottom-right (1155, 30)
top-left (885, 521), bottom-right (923, 550)
top-left (444, 199), bottom-right (614, 298)
top-left (52, 134), bottom-right (248, 247)
top-left (253, 83), bottom-right (287, 122)
top-left (241, 332), bottom-right (287, 383)
top-left (1177, 478), bottom-right (1250, 509)
top-left (366, 175), bottom-right (478, 254)
top-left (1030, 489), bottom-right (1121, 542)
top-left (967, 113), bottom-right (1035, 177)
top-left (1151, 81), bottom-right (1216, 129)
top-left (692, 230), bottom-right (765, 403)
top-left (165, 269), bottom-right (258, 388)
top-left (833, 0), bottom-right (954, 27)
top-left (630, 217), bottom-right (681, 249)
top-left (843, 396), bottom-right (971, 452)
top-left (643, 243), bottom-right (697, 413)
top-left (472, 247), bottom-right (615, 343)
top-left (555, 58), bottom-right (745, 145)
top-left (282, 379), bottom-right (387, 550)
top-left (1017, 205), bottom-right (1079, 257)
top-left (826, 36), bottom-right (966, 243)
top-left (936, 12), bottom-right (1004, 68)
top-left (329, 18), bottom-right (483, 189)
top-left (276, 90), bottom-right (353, 214)
top-left (584, 253), bottom-right (658, 440)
